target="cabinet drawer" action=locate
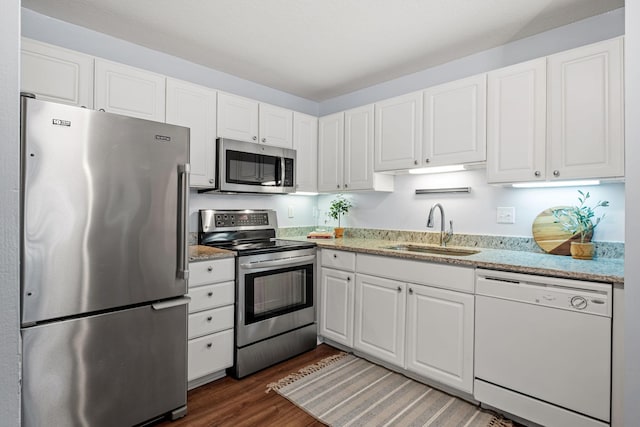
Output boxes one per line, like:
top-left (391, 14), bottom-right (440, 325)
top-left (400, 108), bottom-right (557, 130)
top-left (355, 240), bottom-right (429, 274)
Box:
top-left (188, 305), bottom-right (234, 339)
top-left (188, 329), bottom-right (234, 381)
top-left (321, 249), bottom-right (356, 271)
top-left (357, 254), bottom-right (474, 293)
top-left (188, 281), bottom-right (235, 313)
top-left (190, 258), bottom-right (235, 287)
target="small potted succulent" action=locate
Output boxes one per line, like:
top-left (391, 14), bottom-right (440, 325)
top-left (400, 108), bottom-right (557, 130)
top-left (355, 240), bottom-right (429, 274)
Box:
top-left (553, 190), bottom-right (609, 260)
top-left (328, 194), bottom-right (352, 238)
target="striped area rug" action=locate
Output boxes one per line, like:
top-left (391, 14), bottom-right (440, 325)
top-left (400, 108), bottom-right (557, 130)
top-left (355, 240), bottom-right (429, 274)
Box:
top-left (267, 353), bottom-right (512, 427)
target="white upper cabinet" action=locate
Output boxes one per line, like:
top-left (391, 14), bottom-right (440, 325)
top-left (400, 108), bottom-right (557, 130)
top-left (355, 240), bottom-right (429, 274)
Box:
top-left (216, 92), bottom-right (259, 142)
top-left (259, 103), bottom-right (293, 148)
top-left (217, 92), bottom-right (293, 148)
top-left (374, 91), bottom-right (423, 171)
top-left (318, 112), bottom-right (345, 192)
top-left (94, 59), bottom-right (166, 122)
top-left (423, 74), bottom-right (487, 167)
top-left (547, 37), bottom-right (624, 181)
top-left (487, 58), bottom-right (547, 183)
top-left (293, 112), bottom-right (318, 193)
top-left (21, 38), bottom-right (94, 108)
top-left (166, 78), bottom-right (217, 188)
top-left (319, 106), bottom-right (393, 193)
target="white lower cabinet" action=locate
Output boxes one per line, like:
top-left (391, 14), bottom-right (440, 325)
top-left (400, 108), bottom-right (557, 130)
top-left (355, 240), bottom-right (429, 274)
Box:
top-left (187, 257), bottom-right (235, 389)
top-left (319, 267), bottom-right (355, 348)
top-left (406, 284), bottom-right (474, 393)
top-left (354, 274), bottom-right (406, 367)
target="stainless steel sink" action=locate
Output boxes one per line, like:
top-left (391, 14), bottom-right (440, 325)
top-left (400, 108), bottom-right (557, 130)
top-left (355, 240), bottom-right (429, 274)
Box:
top-left (382, 244), bottom-right (480, 256)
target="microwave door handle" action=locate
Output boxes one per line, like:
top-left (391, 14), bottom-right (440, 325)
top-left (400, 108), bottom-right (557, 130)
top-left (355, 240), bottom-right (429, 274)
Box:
top-left (240, 254), bottom-right (316, 269)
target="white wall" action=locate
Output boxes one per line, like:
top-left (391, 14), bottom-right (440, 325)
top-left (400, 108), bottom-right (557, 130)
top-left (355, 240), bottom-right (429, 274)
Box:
top-left (319, 8), bottom-right (624, 115)
top-left (317, 171), bottom-right (625, 241)
top-left (189, 191), bottom-right (318, 232)
top-left (1, 0), bottom-right (22, 425)
top-left (625, 1), bottom-right (640, 425)
top-left (21, 8), bottom-right (318, 116)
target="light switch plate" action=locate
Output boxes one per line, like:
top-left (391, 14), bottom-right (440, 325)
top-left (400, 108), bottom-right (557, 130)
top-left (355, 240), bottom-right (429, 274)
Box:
top-left (497, 207), bottom-right (516, 224)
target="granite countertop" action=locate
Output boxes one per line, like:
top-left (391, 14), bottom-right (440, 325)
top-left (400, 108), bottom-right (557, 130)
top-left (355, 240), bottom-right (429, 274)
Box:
top-left (291, 236), bottom-right (624, 284)
top-left (189, 245), bottom-right (236, 262)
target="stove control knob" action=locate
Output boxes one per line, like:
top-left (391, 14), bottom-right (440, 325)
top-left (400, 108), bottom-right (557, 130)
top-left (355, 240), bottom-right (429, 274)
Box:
top-left (570, 296), bottom-right (588, 310)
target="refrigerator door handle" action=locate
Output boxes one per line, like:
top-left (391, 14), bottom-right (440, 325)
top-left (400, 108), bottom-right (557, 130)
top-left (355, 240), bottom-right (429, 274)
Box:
top-left (152, 296), bottom-right (191, 311)
top-left (177, 163), bottom-right (190, 280)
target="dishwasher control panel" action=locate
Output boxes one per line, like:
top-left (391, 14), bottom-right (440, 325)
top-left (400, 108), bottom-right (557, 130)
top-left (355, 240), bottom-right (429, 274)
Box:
top-left (475, 269), bottom-right (611, 317)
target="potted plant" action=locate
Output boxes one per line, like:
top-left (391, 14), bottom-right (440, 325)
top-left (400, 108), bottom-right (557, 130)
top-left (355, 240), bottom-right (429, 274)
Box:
top-left (328, 194), bottom-right (352, 238)
top-left (553, 190), bottom-right (609, 260)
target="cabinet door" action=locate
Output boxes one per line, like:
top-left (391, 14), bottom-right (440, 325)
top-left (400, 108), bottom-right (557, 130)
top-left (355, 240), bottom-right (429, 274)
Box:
top-left (344, 104), bottom-right (375, 190)
top-left (548, 37), bottom-right (624, 180)
top-left (374, 91), bottom-right (423, 171)
top-left (259, 103), bottom-right (293, 148)
top-left (318, 113), bottom-right (345, 192)
top-left (319, 267), bottom-right (354, 347)
top-left (293, 112), bottom-right (318, 193)
top-left (424, 74), bottom-right (486, 166)
top-left (166, 78), bottom-right (217, 188)
top-left (354, 274), bottom-right (406, 367)
top-left (487, 58), bottom-right (547, 183)
top-left (21, 38), bottom-right (94, 108)
top-left (217, 92), bottom-right (259, 142)
top-left (94, 59), bottom-right (165, 122)
top-left (406, 284), bottom-right (474, 393)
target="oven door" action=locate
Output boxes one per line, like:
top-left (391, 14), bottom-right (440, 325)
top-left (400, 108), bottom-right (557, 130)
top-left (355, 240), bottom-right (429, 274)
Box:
top-left (237, 248), bottom-right (316, 347)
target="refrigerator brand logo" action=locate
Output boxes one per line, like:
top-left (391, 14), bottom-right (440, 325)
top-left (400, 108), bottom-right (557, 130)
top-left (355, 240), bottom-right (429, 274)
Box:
top-left (155, 135), bottom-right (172, 142)
top-left (52, 118), bottom-right (71, 127)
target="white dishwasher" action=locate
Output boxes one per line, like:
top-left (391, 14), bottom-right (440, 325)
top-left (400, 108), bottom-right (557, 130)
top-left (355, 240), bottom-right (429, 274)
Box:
top-left (474, 269), bottom-right (612, 427)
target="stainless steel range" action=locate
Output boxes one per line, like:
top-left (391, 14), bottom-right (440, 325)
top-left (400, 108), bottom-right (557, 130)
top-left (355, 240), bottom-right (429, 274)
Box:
top-left (199, 209), bottom-right (317, 378)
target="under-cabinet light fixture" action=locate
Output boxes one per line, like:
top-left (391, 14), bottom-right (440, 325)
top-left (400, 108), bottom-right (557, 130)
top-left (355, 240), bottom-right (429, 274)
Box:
top-left (512, 179), bottom-right (600, 189)
top-left (409, 165), bottom-right (465, 174)
top-left (291, 192), bottom-right (319, 196)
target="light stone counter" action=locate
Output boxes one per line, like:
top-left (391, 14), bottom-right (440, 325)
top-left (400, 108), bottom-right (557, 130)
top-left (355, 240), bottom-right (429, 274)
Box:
top-left (189, 245), bottom-right (236, 262)
top-left (288, 236), bottom-right (624, 284)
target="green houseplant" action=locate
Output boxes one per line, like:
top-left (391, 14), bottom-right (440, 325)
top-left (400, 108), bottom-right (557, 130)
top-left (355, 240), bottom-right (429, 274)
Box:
top-left (553, 190), bottom-right (609, 259)
top-left (328, 194), bottom-right (352, 238)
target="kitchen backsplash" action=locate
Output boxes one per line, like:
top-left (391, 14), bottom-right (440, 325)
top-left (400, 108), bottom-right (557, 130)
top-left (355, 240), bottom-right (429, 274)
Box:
top-left (276, 227), bottom-right (625, 259)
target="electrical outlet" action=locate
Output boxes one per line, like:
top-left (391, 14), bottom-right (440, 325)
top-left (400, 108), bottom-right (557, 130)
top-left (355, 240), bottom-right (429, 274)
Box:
top-left (497, 207), bottom-right (515, 224)
top-left (288, 206), bottom-right (294, 218)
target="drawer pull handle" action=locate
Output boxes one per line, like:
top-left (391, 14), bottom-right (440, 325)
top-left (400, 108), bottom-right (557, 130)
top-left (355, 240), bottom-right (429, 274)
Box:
top-left (208, 292), bottom-right (213, 297)
top-left (333, 254), bottom-right (337, 258)
top-left (207, 266), bottom-right (213, 272)
top-left (397, 286), bottom-right (402, 293)
top-left (207, 316), bottom-right (213, 321)
top-left (206, 343), bottom-right (213, 349)
top-left (409, 288), bottom-right (414, 295)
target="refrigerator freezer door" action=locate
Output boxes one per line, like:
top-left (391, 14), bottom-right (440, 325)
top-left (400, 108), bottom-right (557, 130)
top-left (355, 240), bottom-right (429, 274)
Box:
top-left (21, 301), bottom-right (188, 427)
top-left (21, 98), bottom-right (189, 324)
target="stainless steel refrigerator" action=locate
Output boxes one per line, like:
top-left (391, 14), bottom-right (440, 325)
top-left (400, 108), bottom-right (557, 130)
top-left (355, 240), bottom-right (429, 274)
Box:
top-left (20, 96), bottom-right (191, 427)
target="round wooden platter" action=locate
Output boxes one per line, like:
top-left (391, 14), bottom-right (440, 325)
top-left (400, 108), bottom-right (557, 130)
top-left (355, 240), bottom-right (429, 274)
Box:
top-left (532, 206), bottom-right (589, 255)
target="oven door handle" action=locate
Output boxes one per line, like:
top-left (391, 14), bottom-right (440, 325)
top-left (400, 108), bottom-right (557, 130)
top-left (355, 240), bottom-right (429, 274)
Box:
top-left (240, 254), bottom-right (316, 269)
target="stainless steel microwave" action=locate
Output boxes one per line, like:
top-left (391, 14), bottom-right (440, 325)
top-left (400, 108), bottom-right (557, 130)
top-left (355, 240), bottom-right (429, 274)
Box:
top-left (208, 138), bottom-right (296, 194)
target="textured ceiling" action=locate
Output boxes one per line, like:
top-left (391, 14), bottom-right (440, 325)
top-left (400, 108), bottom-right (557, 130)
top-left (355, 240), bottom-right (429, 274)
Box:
top-left (22, 0), bottom-right (624, 101)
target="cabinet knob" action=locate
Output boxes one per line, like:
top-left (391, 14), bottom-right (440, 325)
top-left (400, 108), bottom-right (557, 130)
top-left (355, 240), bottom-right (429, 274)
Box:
top-left (409, 288), bottom-right (413, 295)
top-left (209, 179), bottom-right (215, 184)
top-left (207, 266), bottom-right (213, 272)
top-left (252, 136), bottom-right (257, 141)
top-left (397, 286), bottom-right (402, 293)
top-left (207, 292), bottom-right (213, 297)
top-left (414, 160), bottom-right (418, 165)
top-left (344, 184), bottom-right (348, 188)
top-left (425, 158), bottom-right (430, 163)
top-left (347, 276), bottom-right (351, 282)
top-left (553, 170), bottom-right (560, 177)
top-left (98, 108), bottom-right (105, 112)
top-left (207, 316), bottom-right (213, 321)
top-left (206, 343), bottom-right (213, 349)
top-left (333, 254), bottom-right (337, 258)
top-left (534, 171), bottom-right (541, 177)
top-left (262, 138), bottom-right (266, 143)
top-left (337, 184), bottom-right (340, 189)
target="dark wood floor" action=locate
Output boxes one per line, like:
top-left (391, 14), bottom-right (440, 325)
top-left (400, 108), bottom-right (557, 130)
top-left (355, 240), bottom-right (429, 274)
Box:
top-left (157, 344), bottom-right (341, 427)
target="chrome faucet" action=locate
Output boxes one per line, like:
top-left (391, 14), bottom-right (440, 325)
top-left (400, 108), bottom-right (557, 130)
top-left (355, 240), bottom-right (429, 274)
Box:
top-left (427, 203), bottom-right (453, 247)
